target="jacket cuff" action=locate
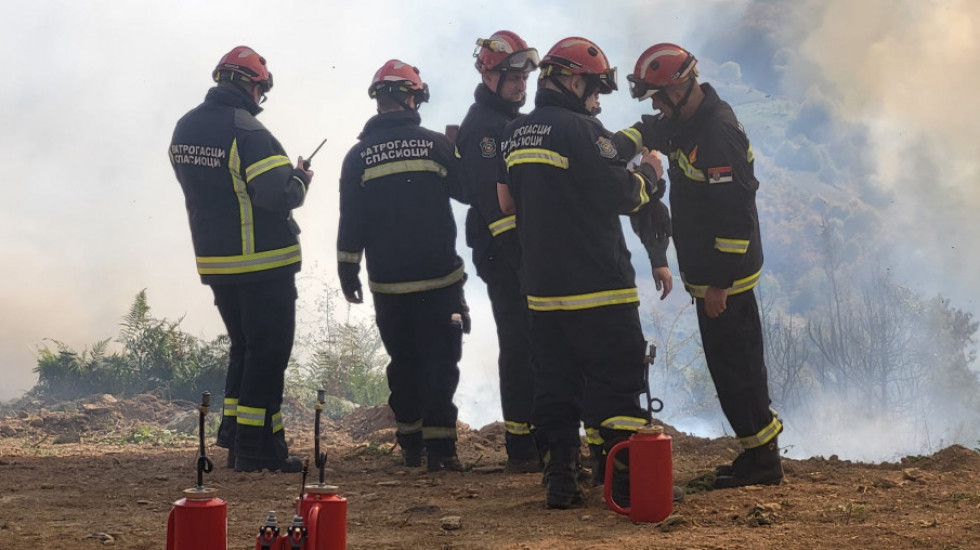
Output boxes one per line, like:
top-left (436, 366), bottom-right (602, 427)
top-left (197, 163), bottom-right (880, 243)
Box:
top-left (704, 272), bottom-right (734, 290)
top-left (291, 168), bottom-right (311, 187)
top-left (634, 163), bottom-right (664, 199)
top-left (647, 236), bottom-right (669, 269)
top-left (635, 162), bottom-right (656, 184)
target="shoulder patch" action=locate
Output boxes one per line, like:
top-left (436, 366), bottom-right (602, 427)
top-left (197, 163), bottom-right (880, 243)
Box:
top-left (707, 166), bottom-right (733, 184)
top-left (688, 145), bottom-right (698, 164)
top-left (480, 136), bottom-right (497, 158)
top-left (595, 136), bottom-right (617, 159)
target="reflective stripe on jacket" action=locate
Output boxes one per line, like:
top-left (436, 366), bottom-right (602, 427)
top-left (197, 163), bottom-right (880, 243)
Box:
top-left (337, 110), bottom-right (466, 293)
top-left (457, 84), bottom-right (523, 265)
top-left (501, 89), bottom-right (658, 310)
top-left (614, 83), bottom-right (763, 294)
top-left (170, 86), bottom-right (308, 284)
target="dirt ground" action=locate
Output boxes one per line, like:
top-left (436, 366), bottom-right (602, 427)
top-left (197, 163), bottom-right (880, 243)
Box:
top-left (2, 393), bottom-right (979, 550)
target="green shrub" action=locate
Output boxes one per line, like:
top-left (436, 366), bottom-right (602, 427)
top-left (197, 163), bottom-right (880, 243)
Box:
top-left (32, 290), bottom-right (229, 403)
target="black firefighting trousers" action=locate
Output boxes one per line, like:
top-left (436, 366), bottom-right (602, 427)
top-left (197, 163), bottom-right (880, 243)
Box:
top-left (475, 243), bottom-right (537, 460)
top-left (374, 282), bottom-right (464, 456)
top-left (529, 304), bottom-right (648, 449)
top-left (696, 289), bottom-right (778, 447)
top-left (212, 275), bottom-right (296, 462)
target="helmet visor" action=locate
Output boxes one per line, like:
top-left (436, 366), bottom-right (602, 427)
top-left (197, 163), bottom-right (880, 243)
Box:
top-left (497, 48), bottom-right (540, 72)
top-left (627, 74), bottom-right (655, 100)
top-left (597, 66), bottom-right (618, 94)
top-left (259, 72), bottom-right (273, 94)
top-left (416, 82), bottom-right (430, 104)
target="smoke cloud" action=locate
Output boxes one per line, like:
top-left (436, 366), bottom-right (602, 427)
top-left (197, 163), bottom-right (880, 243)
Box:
top-left (2, 1), bottom-right (977, 461)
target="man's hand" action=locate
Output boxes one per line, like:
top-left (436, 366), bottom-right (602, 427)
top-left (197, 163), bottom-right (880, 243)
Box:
top-left (704, 286), bottom-right (728, 318)
top-left (338, 262), bottom-right (362, 304)
top-left (653, 267), bottom-right (673, 300)
top-left (497, 182), bottom-right (515, 215)
top-left (639, 147), bottom-right (664, 181)
top-left (344, 289), bottom-right (363, 304)
top-left (296, 156), bottom-right (314, 182)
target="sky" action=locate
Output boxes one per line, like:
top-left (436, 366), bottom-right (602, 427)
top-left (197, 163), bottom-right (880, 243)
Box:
top-left (2, 1), bottom-right (979, 459)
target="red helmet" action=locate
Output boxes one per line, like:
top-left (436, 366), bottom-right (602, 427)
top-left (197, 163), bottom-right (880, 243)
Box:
top-left (474, 30), bottom-right (539, 73)
top-left (539, 37), bottom-right (617, 94)
top-left (212, 46), bottom-right (273, 94)
top-left (627, 43), bottom-right (698, 100)
top-left (368, 59), bottom-right (430, 105)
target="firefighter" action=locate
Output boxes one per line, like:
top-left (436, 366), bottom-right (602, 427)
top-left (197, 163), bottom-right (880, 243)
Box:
top-left (497, 37), bottom-right (667, 508)
top-left (615, 43), bottom-right (784, 489)
top-left (337, 59), bottom-right (470, 472)
top-left (456, 30), bottom-right (542, 473)
top-left (169, 46), bottom-right (310, 473)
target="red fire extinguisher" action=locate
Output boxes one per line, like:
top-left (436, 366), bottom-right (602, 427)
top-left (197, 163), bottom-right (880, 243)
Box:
top-left (300, 484), bottom-right (348, 550)
top-left (166, 487), bottom-right (227, 550)
top-left (166, 392), bottom-right (227, 549)
top-left (603, 425), bottom-right (674, 523)
top-left (293, 389), bottom-right (347, 549)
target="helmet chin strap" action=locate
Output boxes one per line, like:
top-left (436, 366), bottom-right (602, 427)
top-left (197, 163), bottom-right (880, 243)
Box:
top-left (229, 80), bottom-right (263, 106)
top-left (494, 72), bottom-right (507, 96)
top-left (397, 97), bottom-right (418, 112)
top-left (662, 79), bottom-right (696, 121)
top-left (375, 91), bottom-right (419, 114)
top-left (548, 73), bottom-right (590, 112)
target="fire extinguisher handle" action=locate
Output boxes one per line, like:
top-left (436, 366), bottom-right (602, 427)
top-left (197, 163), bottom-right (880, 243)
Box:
top-left (603, 439), bottom-right (631, 516)
top-left (306, 505), bottom-right (321, 549)
top-left (165, 507), bottom-right (176, 550)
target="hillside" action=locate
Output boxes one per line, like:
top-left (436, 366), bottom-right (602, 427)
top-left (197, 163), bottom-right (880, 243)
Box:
top-left (1, 393), bottom-right (979, 549)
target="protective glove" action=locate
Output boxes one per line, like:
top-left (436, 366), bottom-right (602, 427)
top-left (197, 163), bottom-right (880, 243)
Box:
top-left (630, 199), bottom-right (671, 273)
top-left (631, 199), bottom-right (672, 243)
top-left (291, 168), bottom-right (311, 190)
top-left (338, 262), bottom-right (362, 303)
top-left (652, 178), bottom-right (666, 201)
top-left (457, 275), bottom-right (472, 334)
top-left (649, 199), bottom-right (672, 238)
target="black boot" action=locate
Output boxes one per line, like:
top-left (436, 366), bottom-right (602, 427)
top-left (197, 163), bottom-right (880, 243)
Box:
top-left (544, 445), bottom-right (584, 509)
top-left (715, 449), bottom-right (749, 476)
top-left (397, 431), bottom-right (424, 467)
top-left (713, 439), bottom-right (783, 489)
top-left (233, 423), bottom-right (302, 473)
top-left (402, 446), bottom-right (423, 467)
top-left (504, 432), bottom-right (542, 473)
top-left (427, 453), bottom-right (464, 472)
top-left (426, 438), bottom-right (464, 472)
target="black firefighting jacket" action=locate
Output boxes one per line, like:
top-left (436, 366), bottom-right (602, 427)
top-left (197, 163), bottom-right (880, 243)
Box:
top-left (613, 83), bottom-right (763, 297)
top-left (500, 89), bottom-right (661, 311)
top-left (169, 85), bottom-right (309, 285)
top-left (457, 84), bottom-right (523, 271)
top-left (337, 110), bottom-right (466, 295)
